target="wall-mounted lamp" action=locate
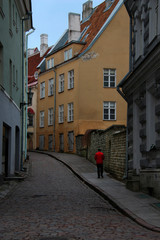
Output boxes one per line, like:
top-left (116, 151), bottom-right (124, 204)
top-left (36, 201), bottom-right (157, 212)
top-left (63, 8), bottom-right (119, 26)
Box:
top-left (20, 87), bottom-right (33, 108)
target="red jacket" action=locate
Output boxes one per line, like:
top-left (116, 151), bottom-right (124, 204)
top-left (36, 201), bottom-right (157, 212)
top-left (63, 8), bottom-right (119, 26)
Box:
top-left (94, 151), bottom-right (104, 164)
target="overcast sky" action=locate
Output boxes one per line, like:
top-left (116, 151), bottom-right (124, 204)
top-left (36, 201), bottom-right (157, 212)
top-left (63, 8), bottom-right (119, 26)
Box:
top-left (28, 0), bottom-right (104, 49)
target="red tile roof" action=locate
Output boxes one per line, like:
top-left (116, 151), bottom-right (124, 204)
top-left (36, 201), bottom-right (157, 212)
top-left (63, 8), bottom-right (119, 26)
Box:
top-left (79, 0), bottom-right (119, 54)
top-left (28, 47), bottom-right (52, 84)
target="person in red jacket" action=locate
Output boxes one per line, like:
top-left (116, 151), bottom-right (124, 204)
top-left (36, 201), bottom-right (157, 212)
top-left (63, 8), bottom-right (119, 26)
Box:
top-left (94, 149), bottom-right (104, 178)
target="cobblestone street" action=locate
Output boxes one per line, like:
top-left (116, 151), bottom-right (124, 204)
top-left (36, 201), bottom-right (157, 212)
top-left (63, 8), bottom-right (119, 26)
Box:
top-left (0, 152), bottom-right (160, 240)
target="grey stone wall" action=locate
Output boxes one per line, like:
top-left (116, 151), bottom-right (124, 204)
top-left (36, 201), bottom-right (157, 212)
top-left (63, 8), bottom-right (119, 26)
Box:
top-left (76, 125), bottom-right (126, 180)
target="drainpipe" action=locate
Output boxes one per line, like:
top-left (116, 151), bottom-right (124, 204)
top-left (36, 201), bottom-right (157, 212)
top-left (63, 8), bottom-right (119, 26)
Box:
top-left (116, 11), bottom-right (133, 179)
top-left (25, 28), bottom-right (35, 160)
top-left (117, 81), bottom-right (129, 180)
top-left (21, 12), bottom-right (32, 171)
top-left (53, 68), bottom-right (57, 152)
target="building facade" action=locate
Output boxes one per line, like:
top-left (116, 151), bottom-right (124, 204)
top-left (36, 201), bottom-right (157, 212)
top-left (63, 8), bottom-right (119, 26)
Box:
top-left (37, 0), bottom-right (129, 153)
top-left (0, 0), bottom-right (32, 179)
top-left (118, 0), bottom-right (160, 198)
top-left (27, 34), bottom-right (52, 151)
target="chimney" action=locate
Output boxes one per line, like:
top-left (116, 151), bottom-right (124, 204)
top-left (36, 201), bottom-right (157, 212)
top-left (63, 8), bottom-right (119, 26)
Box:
top-left (105, 0), bottom-right (113, 9)
top-left (68, 13), bottom-right (81, 42)
top-left (82, 0), bottom-right (93, 21)
top-left (40, 34), bottom-right (48, 57)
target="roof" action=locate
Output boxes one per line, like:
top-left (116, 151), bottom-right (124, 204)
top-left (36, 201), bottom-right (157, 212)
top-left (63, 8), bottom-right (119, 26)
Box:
top-left (79, 0), bottom-right (121, 55)
top-left (47, 0), bottom-right (123, 59)
top-left (28, 47), bottom-right (52, 84)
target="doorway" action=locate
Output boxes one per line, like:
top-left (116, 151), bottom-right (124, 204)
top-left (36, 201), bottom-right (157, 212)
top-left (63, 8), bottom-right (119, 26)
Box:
top-left (2, 125), bottom-right (9, 177)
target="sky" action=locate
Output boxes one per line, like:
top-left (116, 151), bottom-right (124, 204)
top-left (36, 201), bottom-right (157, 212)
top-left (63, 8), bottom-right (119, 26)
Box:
top-left (28, 0), bottom-right (104, 49)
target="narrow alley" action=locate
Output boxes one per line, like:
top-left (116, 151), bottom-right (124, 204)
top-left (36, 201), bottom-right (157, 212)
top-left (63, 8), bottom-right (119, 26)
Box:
top-left (0, 152), bottom-right (160, 240)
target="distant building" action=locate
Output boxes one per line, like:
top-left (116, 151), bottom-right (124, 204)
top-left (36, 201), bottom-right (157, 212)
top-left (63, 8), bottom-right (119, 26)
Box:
top-left (0, 0), bottom-right (33, 179)
top-left (118, 0), bottom-right (160, 198)
top-left (36, 0), bottom-right (129, 153)
top-left (27, 34), bottom-right (52, 150)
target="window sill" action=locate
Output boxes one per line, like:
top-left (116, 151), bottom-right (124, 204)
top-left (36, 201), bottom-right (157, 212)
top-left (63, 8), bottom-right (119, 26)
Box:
top-left (40, 97), bottom-right (45, 99)
top-left (58, 91), bottom-right (64, 94)
top-left (103, 119), bottom-right (116, 121)
top-left (68, 87), bottom-right (74, 90)
top-left (103, 86), bottom-right (116, 88)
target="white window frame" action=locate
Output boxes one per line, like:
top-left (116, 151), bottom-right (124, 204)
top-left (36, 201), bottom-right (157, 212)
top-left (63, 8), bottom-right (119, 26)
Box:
top-left (103, 101), bottom-right (116, 121)
top-left (59, 105), bottom-right (64, 123)
top-left (40, 82), bottom-right (45, 99)
top-left (40, 111), bottom-right (44, 127)
top-left (103, 69), bottom-right (116, 88)
top-left (48, 78), bottom-right (54, 96)
top-left (59, 74), bottom-right (64, 92)
top-left (68, 102), bottom-right (74, 122)
top-left (64, 48), bottom-right (72, 61)
top-left (48, 108), bottom-right (53, 126)
top-left (47, 58), bottom-right (54, 69)
top-left (68, 70), bottom-right (74, 89)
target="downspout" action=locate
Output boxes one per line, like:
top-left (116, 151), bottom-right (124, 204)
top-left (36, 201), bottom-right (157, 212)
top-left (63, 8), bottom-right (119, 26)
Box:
top-left (116, 13), bottom-right (133, 180)
top-left (21, 12), bottom-right (32, 170)
top-left (53, 68), bottom-right (57, 152)
top-left (21, 19), bottom-right (25, 170)
top-left (117, 83), bottom-right (128, 179)
top-left (25, 28), bottom-right (35, 160)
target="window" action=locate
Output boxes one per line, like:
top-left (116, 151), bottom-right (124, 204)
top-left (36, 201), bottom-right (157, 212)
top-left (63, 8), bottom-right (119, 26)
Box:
top-left (40, 111), bottom-right (44, 127)
top-left (16, 69), bottom-right (18, 91)
top-left (104, 69), bottom-right (116, 87)
top-left (48, 108), bottom-right (53, 126)
top-left (40, 82), bottom-right (45, 98)
top-left (59, 74), bottom-right (64, 92)
top-left (48, 78), bottom-right (54, 96)
top-left (105, 0), bottom-right (114, 10)
top-left (9, 0), bottom-right (13, 36)
top-left (39, 135), bottom-right (45, 150)
top-left (103, 102), bottom-right (116, 120)
top-left (9, 59), bottom-right (12, 96)
top-left (47, 58), bottom-right (54, 69)
top-left (28, 114), bottom-right (33, 127)
top-left (64, 48), bottom-right (72, 61)
top-left (68, 103), bottom-right (74, 122)
top-left (0, 0), bottom-right (4, 18)
top-left (68, 131), bottom-right (74, 151)
top-left (59, 134), bottom-right (64, 152)
top-left (48, 135), bottom-right (53, 150)
top-left (13, 65), bottom-right (15, 87)
top-left (59, 105), bottom-right (64, 123)
top-left (68, 70), bottom-right (74, 89)
top-left (0, 43), bottom-right (3, 85)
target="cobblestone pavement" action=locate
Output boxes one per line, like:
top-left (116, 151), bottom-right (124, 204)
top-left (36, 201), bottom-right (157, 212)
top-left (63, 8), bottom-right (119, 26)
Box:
top-left (0, 152), bottom-right (160, 240)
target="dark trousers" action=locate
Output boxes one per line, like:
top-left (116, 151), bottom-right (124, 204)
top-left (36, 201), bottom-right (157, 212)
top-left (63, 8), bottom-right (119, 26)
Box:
top-left (97, 164), bottom-right (103, 178)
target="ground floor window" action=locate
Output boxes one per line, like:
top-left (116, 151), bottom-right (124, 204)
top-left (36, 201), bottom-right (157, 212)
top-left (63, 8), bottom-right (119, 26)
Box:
top-left (39, 135), bottom-right (45, 150)
top-left (68, 131), bottom-right (74, 151)
top-left (59, 133), bottom-right (64, 152)
top-left (48, 134), bottom-right (53, 150)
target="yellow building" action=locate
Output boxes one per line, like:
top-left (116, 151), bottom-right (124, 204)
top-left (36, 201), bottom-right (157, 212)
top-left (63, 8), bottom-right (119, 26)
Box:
top-left (37, 0), bottom-right (129, 153)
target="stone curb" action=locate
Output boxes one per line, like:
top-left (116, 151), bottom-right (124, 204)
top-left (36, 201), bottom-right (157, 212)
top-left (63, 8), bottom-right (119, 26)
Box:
top-left (35, 150), bottom-right (160, 233)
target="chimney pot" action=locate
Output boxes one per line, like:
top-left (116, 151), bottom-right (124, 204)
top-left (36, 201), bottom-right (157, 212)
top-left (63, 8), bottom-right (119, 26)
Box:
top-left (68, 13), bottom-right (81, 42)
top-left (82, 0), bottom-right (93, 21)
top-left (40, 34), bottom-right (48, 57)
